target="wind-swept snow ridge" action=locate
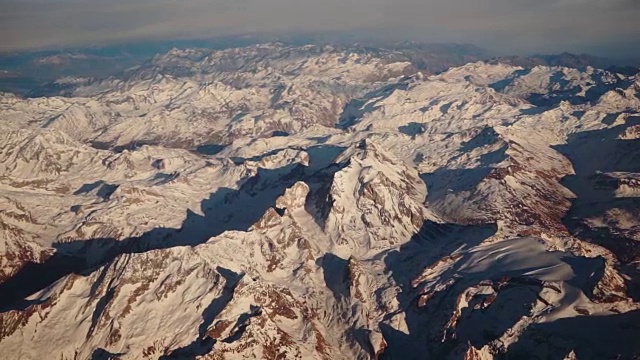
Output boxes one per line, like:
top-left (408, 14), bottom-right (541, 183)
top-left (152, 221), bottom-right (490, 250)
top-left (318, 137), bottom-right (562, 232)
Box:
top-left (1, 46), bottom-right (640, 359)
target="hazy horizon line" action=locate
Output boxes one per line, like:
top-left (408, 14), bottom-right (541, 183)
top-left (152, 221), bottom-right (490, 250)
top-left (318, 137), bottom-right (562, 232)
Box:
top-left (1, 29), bottom-right (638, 64)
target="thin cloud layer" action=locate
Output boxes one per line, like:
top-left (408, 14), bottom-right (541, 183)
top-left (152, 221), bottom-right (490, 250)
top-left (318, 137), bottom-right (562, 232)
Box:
top-left (0, 0), bottom-right (637, 56)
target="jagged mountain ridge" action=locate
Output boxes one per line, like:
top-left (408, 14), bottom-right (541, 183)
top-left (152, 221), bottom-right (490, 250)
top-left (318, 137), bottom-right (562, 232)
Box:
top-left (0, 44), bottom-right (640, 359)
top-left (2, 44), bottom-right (417, 150)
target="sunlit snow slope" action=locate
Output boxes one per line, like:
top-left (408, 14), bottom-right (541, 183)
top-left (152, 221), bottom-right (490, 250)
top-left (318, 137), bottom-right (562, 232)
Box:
top-left (1, 44), bottom-right (639, 360)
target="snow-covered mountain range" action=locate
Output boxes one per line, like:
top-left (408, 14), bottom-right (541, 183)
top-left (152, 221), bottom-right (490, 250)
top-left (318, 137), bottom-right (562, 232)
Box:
top-left (0, 43), bottom-right (639, 359)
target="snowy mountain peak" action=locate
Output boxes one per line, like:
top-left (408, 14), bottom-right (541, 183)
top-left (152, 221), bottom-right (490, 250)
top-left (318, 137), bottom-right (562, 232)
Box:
top-left (1, 44), bottom-right (640, 359)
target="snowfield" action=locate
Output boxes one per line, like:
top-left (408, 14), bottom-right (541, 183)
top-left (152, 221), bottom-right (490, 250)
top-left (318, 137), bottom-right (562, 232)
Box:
top-left (0, 43), bottom-right (639, 359)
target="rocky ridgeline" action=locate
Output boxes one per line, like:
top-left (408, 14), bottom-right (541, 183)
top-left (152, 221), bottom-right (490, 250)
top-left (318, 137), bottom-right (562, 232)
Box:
top-left (0, 44), bottom-right (639, 359)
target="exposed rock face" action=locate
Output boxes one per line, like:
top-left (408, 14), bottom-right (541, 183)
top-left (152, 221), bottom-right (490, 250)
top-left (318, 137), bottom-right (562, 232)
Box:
top-left (276, 181), bottom-right (310, 212)
top-left (1, 45), bottom-right (640, 359)
top-left (1, 44), bottom-right (415, 151)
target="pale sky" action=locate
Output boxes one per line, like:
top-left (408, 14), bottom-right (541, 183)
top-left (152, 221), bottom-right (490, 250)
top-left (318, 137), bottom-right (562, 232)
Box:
top-left (1, 0), bottom-right (638, 57)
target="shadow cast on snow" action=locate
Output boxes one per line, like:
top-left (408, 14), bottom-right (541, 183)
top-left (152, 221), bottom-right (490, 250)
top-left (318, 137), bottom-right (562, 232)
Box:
top-left (501, 309), bottom-right (640, 360)
top-left (378, 218), bottom-right (611, 359)
top-left (420, 144), bottom-right (508, 206)
top-left (159, 267), bottom-right (245, 360)
top-left (379, 221), bottom-right (624, 359)
top-left (379, 220), bottom-right (499, 359)
top-left (0, 145), bottom-right (347, 312)
top-left (387, 118), bottom-right (640, 359)
top-left (554, 116), bottom-right (640, 300)
top-left (337, 81), bottom-right (411, 130)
